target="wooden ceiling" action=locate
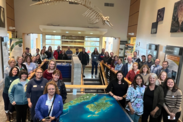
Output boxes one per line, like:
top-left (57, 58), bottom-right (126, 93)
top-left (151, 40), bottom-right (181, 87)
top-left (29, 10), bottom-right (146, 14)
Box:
top-left (127, 0), bottom-right (140, 37)
top-left (6, 0), bottom-right (15, 31)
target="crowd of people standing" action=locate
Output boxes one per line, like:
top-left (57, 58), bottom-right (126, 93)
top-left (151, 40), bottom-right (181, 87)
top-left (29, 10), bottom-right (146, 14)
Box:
top-left (2, 45), bottom-right (182, 122)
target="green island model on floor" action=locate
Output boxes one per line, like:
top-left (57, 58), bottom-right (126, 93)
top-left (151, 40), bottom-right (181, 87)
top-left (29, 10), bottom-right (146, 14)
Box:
top-left (60, 94), bottom-right (132, 122)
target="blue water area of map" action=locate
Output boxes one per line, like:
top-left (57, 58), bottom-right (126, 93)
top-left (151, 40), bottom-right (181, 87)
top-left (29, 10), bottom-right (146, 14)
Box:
top-left (59, 94), bottom-right (131, 122)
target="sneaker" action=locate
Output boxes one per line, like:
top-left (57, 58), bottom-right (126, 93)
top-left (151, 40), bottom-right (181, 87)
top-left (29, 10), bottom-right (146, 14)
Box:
top-left (91, 75), bottom-right (93, 78)
top-left (95, 75), bottom-right (98, 78)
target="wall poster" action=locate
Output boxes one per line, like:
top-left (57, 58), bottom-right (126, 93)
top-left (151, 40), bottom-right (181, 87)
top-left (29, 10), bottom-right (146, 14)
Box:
top-left (165, 55), bottom-right (180, 81)
top-left (10, 38), bottom-right (23, 60)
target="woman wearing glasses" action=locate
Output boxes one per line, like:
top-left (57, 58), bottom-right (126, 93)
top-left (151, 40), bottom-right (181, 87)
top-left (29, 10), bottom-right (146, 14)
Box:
top-left (26, 68), bottom-right (48, 122)
top-left (35, 81), bottom-right (63, 122)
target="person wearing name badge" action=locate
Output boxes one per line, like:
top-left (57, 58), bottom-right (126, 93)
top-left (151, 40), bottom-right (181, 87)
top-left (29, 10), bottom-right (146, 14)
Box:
top-left (16, 56), bottom-right (28, 71)
top-left (3, 67), bottom-right (19, 122)
top-left (106, 71), bottom-right (128, 108)
top-left (163, 78), bottom-right (182, 122)
top-left (49, 70), bottom-right (67, 103)
top-left (26, 68), bottom-right (49, 122)
top-left (8, 69), bottom-right (29, 122)
top-left (91, 48), bottom-right (99, 78)
top-left (35, 81), bottom-right (63, 122)
top-left (23, 55), bottom-right (37, 74)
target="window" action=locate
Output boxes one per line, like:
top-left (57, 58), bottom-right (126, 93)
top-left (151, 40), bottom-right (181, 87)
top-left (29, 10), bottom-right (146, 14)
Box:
top-left (85, 37), bottom-right (100, 58)
top-left (45, 35), bottom-right (61, 50)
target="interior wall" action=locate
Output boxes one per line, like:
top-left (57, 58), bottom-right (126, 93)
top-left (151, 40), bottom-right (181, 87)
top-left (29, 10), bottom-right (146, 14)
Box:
top-left (14, 0), bottom-right (130, 40)
top-left (0, 0), bottom-right (7, 81)
top-left (136, 0), bottom-right (183, 120)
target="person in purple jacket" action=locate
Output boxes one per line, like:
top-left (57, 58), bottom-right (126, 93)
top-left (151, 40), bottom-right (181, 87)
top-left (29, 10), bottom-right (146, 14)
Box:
top-left (35, 81), bottom-right (63, 122)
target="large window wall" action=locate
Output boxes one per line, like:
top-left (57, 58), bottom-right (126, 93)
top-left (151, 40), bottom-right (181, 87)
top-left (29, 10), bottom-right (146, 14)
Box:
top-left (44, 35), bottom-right (100, 57)
top-left (85, 37), bottom-right (100, 57)
top-left (45, 35), bottom-right (61, 50)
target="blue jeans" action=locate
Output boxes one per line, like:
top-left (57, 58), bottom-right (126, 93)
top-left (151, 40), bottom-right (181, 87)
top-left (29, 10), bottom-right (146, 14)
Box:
top-left (129, 113), bottom-right (140, 122)
top-left (91, 61), bottom-right (98, 75)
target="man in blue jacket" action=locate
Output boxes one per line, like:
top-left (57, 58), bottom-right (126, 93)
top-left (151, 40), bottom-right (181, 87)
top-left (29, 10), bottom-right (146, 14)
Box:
top-left (121, 56), bottom-right (133, 77)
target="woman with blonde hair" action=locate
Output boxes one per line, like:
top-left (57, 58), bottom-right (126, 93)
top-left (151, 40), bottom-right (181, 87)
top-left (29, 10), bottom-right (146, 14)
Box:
top-left (16, 56), bottom-right (27, 71)
top-left (4, 58), bottom-right (16, 78)
top-left (126, 62), bottom-right (140, 82)
top-left (35, 81), bottom-right (63, 122)
top-left (142, 73), bottom-right (164, 122)
top-left (43, 59), bottom-right (63, 80)
top-left (140, 65), bottom-right (151, 84)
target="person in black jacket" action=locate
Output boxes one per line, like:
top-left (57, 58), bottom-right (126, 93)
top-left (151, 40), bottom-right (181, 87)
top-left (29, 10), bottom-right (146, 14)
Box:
top-left (58, 50), bottom-right (68, 60)
top-left (103, 52), bottom-right (110, 64)
top-left (78, 48), bottom-right (89, 77)
top-left (106, 71), bottom-right (128, 108)
top-left (108, 52), bottom-right (114, 65)
top-left (16, 56), bottom-right (27, 71)
top-left (121, 56), bottom-right (133, 77)
top-left (49, 70), bottom-right (67, 103)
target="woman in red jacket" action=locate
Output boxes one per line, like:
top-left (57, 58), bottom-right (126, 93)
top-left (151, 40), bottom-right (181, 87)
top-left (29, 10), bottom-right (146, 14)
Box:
top-left (126, 62), bottom-right (140, 82)
top-left (43, 59), bottom-right (62, 80)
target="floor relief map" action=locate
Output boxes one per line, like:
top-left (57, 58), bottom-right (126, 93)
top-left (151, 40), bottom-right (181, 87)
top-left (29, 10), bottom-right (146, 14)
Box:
top-left (59, 94), bottom-right (131, 122)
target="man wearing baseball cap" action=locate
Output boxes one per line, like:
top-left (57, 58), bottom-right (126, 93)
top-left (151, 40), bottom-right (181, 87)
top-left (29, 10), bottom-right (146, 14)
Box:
top-left (26, 47), bottom-right (32, 57)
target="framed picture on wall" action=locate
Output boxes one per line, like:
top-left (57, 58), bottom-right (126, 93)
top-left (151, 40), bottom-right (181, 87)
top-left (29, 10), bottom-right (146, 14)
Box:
top-left (156, 7), bottom-right (165, 22)
top-left (0, 6), bottom-right (5, 28)
top-left (151, 22), bottom-right (158, 34)
top-left (170, 1), bottom-right (183, 32)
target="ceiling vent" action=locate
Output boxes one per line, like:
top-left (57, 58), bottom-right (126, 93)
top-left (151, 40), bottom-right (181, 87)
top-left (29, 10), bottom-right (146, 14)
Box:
top-left (104, 3), bottom-right (114, 7)
top-left (69, 2), bottom-right (79, 5)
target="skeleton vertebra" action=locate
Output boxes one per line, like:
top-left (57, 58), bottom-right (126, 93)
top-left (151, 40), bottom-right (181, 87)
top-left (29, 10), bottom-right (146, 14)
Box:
top-left (30, 0), bottom-right (113, 27)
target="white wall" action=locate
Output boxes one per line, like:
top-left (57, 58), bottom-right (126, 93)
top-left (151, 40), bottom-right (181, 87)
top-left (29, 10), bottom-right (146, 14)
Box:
top-left (136, 0), bottom-right (183, 120)
top-left (0, 0), bottom-right (7, 81)
top-left (14, 0), bottom-right (130, 40)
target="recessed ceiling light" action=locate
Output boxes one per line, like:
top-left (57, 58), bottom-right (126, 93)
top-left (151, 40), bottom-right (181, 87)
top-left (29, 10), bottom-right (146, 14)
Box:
top-left (66, 31), bottom-right (69, 33)
top-left (53, 31), bottom-right (56, 32)
top-left (90, 33), bottom-right (93, 34)
top-left (78, 32), bottom-right (81, 34)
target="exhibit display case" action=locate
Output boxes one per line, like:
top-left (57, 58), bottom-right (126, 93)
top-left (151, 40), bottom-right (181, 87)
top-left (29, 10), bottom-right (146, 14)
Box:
top-left (165, 46), bottom-right (183, 84)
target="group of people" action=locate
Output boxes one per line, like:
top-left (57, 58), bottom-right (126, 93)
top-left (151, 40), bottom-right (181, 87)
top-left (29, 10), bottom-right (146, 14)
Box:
top-left (103, 51), bottom-right (182, 122)
top-left (3, 46), bottom-right (67, 122)
top-left (3, 45), bottom-right (183, 122)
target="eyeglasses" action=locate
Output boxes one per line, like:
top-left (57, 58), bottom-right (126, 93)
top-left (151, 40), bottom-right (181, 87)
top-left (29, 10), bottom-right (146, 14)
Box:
top-left (48, 88), bottom-right (55, 91)
top-left (36, 72), bottom-right (43, 74)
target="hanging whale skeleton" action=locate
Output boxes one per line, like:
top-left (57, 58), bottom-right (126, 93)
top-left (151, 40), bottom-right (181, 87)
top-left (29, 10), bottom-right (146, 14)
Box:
top-left (30, 0), bottom-right (113, 27)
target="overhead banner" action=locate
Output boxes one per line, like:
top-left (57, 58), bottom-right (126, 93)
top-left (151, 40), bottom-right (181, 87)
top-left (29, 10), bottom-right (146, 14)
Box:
top-left (10, 38), bottom-right (23, 60)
